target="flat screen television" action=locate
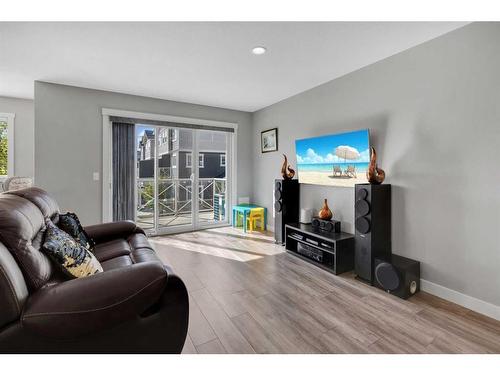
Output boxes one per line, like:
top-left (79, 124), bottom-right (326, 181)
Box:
top-left (295, 129), bottom-right (370, 187)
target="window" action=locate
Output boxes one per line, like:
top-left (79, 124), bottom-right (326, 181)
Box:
top-left (186, 153), bottom-right (204, 168)
top-left (144, 137), bottom-right (155, 160)
top-left (159, 129), bottom-right (167, 145)
top-left (0, 113), bottom-right (14, 178)
top-left (172, 153), bottom-right (177, 168)
top-left (220, 154), bottom-right (226, 167)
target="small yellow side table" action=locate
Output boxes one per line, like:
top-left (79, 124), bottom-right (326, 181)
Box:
top-left (246, 207), bottom-right (265, 231)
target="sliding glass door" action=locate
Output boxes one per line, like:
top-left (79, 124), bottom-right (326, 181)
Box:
top-left (136, 125), bottom-right (157, 230)
top-left (197, 129), bottom-right (228, 226)
top-left (156, 127), bottom-right (193, 230)
top-left (135, 124), bottom-right (230, 234)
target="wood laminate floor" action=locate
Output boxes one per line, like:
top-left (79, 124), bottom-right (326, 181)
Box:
top-left (150, 227), bottom-right (500, 354)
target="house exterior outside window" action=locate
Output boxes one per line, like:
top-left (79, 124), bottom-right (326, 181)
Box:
top-left (137, 127), bottom-right (226, 182)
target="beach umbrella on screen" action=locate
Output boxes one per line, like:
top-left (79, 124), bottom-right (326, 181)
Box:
top-left (335, 145), bottom-right (360, 163)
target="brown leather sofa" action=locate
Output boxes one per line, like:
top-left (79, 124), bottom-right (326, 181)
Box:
top-left (0, 187), bottom-right (189, 353)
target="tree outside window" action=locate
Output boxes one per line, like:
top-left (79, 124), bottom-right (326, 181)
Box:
top-left (0, 120), bottom-right (8, 176)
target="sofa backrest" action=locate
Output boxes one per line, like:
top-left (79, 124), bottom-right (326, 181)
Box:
top-left (6, 187), bottom-right (60, 223)
top-left (0, 188), bottom-right (60, 292)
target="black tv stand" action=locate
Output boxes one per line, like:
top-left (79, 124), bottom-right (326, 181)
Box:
top-left (285, 223), bottom-right (354, 275)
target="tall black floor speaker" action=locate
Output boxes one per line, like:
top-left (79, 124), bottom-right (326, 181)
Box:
top-left (354, 183), bottom-right (391, 283)
top-left (274, 179), bottom-right (300, 244)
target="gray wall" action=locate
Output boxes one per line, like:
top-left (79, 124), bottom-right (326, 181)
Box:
top-left (0, 96), bottom-right (35, 178)
top-left (34, 82), bottom-right (253, 225)
top-left (252, 23), bottom-right (500, 306)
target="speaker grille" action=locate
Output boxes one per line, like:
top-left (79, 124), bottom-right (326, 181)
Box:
top-left (357, 188), bottom-right (368, 200)
top-left (324, 221), bottom-right (334, 232)
top-left (274, 200), bottom-right (282, 212)
top-left (355, 199), bottom-right (370, 216)
top-left (274, 189), bottom-right (282, 200)
top-left (375, 262), bottom-right (400, 291)
top-left (355, 216), bottom-right (371, 234)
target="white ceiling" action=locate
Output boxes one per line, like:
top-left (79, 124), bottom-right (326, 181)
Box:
top-left (0, 22), bottom-right (467, 112)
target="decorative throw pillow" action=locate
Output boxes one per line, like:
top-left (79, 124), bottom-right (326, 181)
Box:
top-left (42, 220), bottom-right (103, 279)
top-left (58, 212), bottom-right (95, 251)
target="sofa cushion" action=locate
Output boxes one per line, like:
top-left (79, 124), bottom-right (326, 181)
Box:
top-left (131, 248), bottom-right (158, 264)
top-left (101, 255), bottom-right (133, 271)
top-left (0, 194), bottom-right (54, 291)
top-left (94, 232), bottom-right (159, 272)
top-left (58, 212), bottom-right (95, 250)
top-left (93, 239), bottom-right (131, 262)
top-left (127, 233), bottom-right (153, 251)
top-left (42, 221), bottom-right (103, 279)
top-left (93, 233), bottom-right (156, 263)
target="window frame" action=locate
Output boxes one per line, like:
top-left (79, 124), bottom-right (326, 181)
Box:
top-left (0, 112), bottom-right (15, 180)
top-left (172, 153), bottom-right (177, 169)
top-left (198, 153), bottom-right (205, 168)
top-left (186, 153), bottom-right (192, 168)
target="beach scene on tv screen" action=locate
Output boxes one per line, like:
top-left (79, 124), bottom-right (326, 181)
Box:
top-left (295, 129), bottom-right (370, 187)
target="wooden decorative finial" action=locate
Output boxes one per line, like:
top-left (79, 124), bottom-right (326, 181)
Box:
top-left (366, 146), bottom-right (386, 184)
top-left (281, 154), bottom-right (295, 180)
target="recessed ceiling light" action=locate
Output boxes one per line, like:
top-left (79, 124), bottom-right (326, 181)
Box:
top-left (252, 46), bottom-right (267, 55)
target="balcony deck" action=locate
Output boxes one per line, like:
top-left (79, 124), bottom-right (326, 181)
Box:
top-left (137, 210), bottom-right (222, 229)
top-left (136, 177), bottom-right (227, 230)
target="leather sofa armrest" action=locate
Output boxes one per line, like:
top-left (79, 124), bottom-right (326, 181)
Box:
top-left (84, 220), bottom-right (146, 244)
top-left (22, 262), bottom-right (167, 339)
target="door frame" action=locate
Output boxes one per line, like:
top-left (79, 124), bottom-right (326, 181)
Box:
top-left (102, 108), bottom-right (238, 232)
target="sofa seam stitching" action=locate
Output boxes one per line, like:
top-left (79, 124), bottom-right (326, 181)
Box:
top-left (23, 273), bottom-right (165, 318)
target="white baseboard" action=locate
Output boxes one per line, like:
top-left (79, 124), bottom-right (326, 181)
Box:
top-left (420, 279), bottom-right (500, 321)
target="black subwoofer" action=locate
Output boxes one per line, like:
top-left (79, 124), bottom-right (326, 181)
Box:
top-left (373, 255), bottom-right (420, 299)
top-left (354, 183), bottom-right (391, 283)
top-left (274, 179), bottom-right (300, 244)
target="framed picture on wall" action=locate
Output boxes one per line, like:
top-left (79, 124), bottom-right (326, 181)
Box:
top-left (261, 128), bottom-right (278, 153)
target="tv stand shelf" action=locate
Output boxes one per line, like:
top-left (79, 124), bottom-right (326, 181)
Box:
top-left (285, 223), bottom-right (354, 275)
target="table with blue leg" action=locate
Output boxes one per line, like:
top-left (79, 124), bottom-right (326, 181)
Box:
top-left (232, 204), bottom-right (267, 232)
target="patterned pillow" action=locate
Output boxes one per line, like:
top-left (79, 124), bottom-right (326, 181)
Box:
top-left (58, 212), bottom-right (95, 251)
top-left (42, 220), bottom-right (103, 279)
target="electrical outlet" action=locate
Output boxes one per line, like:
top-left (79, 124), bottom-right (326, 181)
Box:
top-left (93, 172), bottom-right (100, 181)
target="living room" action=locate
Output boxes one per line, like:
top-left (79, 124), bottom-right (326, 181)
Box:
top-left (1, 1), bottom-right (499, 373)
